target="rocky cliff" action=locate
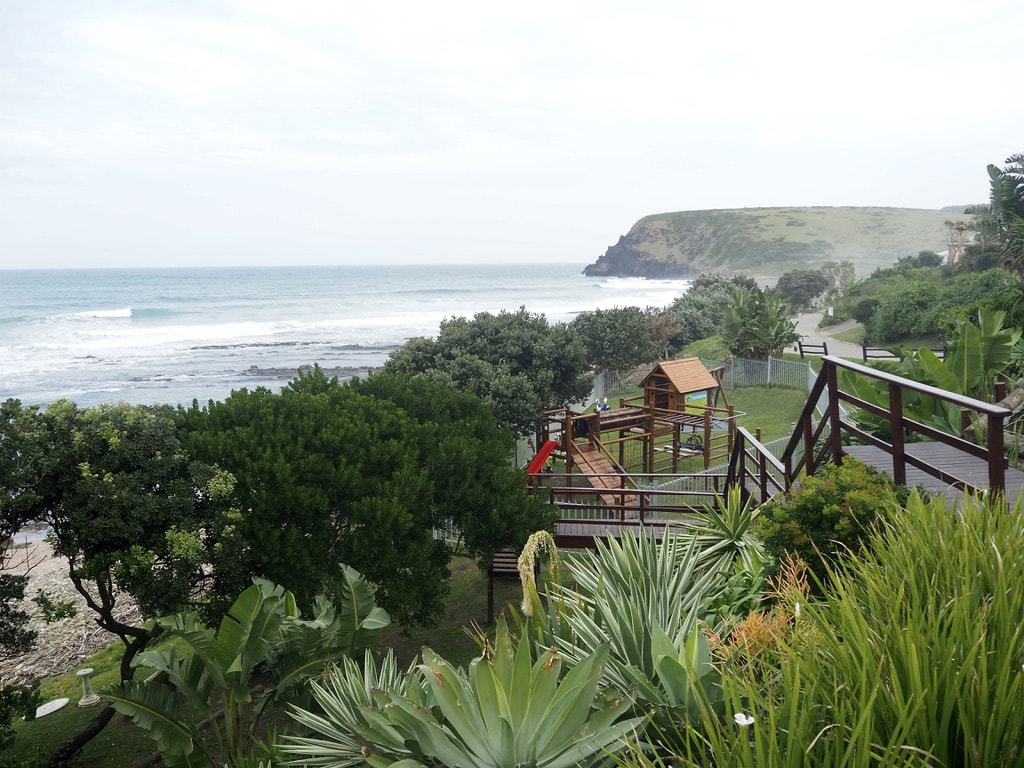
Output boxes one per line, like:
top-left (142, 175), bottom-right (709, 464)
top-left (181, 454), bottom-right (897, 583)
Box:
top-left (584, 207), bottom-right (966, 279)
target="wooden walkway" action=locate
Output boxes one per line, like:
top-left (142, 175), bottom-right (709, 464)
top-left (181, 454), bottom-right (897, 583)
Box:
top-left (554, 519), bottom-right (674, 549)
top-left (844, 442), bottom-right (1024, 507)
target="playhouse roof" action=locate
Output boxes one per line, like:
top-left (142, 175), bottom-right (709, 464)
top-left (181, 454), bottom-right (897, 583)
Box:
top-left (640, 358), bottom-right (718, 395)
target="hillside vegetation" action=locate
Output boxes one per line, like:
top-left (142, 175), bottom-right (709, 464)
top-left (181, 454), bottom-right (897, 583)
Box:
top-left (584, 206), bottom-right (970, 280)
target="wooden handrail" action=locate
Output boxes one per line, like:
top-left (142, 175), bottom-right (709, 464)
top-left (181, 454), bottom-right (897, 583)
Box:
top-left (771, 355), bottom-right (1013, 499)
top-left (727, 426), bottom-right (787, 506)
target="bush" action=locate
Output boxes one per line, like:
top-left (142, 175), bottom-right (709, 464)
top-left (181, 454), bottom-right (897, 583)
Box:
top-left (851, 297), bottom-right (879, 325)
top-left (757, 458), bottom-right (905, 591)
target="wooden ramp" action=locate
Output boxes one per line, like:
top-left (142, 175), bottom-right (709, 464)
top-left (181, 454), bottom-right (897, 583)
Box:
top-left (569, 441), bottom-right (638, 509)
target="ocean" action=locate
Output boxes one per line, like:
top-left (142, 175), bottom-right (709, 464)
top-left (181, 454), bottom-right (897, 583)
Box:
top-left (0, 263), bottom-right (692, 409)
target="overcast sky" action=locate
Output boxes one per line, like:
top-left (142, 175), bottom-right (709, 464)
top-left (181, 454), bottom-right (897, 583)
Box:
top-left (2, 1), bottom-right (1021, 270)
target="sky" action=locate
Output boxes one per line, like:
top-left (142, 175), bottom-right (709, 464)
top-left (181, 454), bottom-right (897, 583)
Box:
top-left (1, 1), bottom-right (1022, 270)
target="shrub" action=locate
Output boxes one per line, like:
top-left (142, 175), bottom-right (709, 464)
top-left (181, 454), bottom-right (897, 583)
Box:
top-left (757, 458), bottom-right (905, 591)
top-left (851, 296), bottom-right (879, 325)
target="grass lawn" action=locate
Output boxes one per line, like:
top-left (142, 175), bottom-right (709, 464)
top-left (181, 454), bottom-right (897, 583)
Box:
top-left (727, 385), bottom-right (809, 442)
top-left (381, 558), bottom-right (523, 668)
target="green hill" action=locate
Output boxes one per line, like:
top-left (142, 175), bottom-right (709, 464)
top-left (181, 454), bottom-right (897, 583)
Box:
top-left (583, 207), bottom-right (971, 280)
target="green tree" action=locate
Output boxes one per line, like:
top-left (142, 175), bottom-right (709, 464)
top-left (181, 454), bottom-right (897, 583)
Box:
top-left (182, 370), bottom-right (448, 627)
top-left (863, 269), bottom-right (1010, 343)
top-left (384, 307), bottom-right (591, 436)
top-left (571, 306), bottom-right (661, 371)
top-left (865, 280), bottom-right (943, 342)
top-left (183, 367), bottom-right (549, 627)
top-left (1, 399), bottom-right (41, 659)
top-left (774, 268), bottom-right (830, 311)
top-left (0, 402), bottom-right (43, 751)
top-left (668, 274), bottom-right (756, 351)
top-left (819, 259), bottom-right (857, 295)
top-left (349, 373), bottom-right (555, 574)
top-left (10, 400), bottom-right (231, 766)
top-left (647, 307), bottom-right (681, 360)
top-left (987, 152), bottom-right (1024, 284)
top-left (721, 286), bottom-right (799, 359)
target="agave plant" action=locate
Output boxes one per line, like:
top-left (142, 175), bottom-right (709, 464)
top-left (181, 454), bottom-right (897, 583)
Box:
top-left (686, 486), bottom-right (765, 575)
top-left (283, 649), bottom-right (421, 767)
top-left (535, 530), bottom-right (725, 729)
top-left (283, 616), bottom-right (645, 768)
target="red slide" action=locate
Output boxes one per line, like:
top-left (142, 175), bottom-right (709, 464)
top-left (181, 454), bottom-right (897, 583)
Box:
top-left (526, 440), bottom-right (558, 475)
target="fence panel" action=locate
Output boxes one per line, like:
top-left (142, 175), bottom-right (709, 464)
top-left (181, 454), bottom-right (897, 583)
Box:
top-left (700, 356), bottom-right (811, 391)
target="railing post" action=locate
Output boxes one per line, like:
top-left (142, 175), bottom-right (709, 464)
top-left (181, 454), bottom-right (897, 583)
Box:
top-left (738, 436), bottom-right (747, 491)
top-left (826, 360), bottom-right (843, 465)
top-left (888, 382), bottom-right (906, 487)
top-left (803, 414), bottom-right (814, 475)
top-left (759, 453), bottom-right (769, 505)
top-left (988, 412), bottom-right (1006, 495)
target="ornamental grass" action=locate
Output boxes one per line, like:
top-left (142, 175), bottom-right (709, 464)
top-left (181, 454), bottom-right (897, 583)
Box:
top-left (631, 491), bottom-right (1024, 768)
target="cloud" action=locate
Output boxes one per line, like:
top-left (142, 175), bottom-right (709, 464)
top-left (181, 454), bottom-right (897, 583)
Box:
top-left (0, 0), bottom-right (1021, 268)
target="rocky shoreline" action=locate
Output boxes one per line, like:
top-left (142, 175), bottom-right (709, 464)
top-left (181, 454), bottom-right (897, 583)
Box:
top-left (1, 538), bottom-right (140, 686)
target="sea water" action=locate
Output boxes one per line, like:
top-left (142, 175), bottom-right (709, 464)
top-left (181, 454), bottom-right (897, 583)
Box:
top-left (0, 263), bottom-right (692, 409)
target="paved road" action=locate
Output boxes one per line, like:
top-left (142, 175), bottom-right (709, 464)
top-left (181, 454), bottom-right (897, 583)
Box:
top-left (792, 311), bottom-right (864, 360)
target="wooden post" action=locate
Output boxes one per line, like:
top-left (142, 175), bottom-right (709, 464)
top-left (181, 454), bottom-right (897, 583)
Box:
top-left (889, 382), bottom-right (906, 487)
top-left (988, 412), bottom-right (1006, 496)
top-left (826, 360), bottom-right (843, 465)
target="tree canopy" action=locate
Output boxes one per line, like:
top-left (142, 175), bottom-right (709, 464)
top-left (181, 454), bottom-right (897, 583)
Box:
top-left (2, 399), bottom-right (232, 764)
top-left (382, 307), bottom-right (591, 436)
top-left (721, 286), bottom-right (800, 360)
top-left (986, 152), bottom-right (1024, 284)
top-left (667, 274), bottom-right (756, 351)
top-left (0, 400), bottom-right (43, 751)
top-left (182, 367), bottom-right (552, 626)
top-left (571, 306), bottom-right (661, 372)
top-left (774, 268), bottom-right (831, 311)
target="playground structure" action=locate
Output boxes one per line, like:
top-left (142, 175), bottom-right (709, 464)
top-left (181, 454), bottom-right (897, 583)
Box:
top-left (529, 359), bottom-right (737, 513)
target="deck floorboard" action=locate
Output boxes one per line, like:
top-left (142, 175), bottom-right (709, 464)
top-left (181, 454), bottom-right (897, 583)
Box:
top-left (843, 442), bottom-right (1024, 506)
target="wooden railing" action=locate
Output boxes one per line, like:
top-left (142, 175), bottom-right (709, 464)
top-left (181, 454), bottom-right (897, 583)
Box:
top-left (777, 356), bottom-right (1012, 497)
top-left (726, 427), bottom-right (787, 506)
top-left (527, 472), bottom-right (726, 523)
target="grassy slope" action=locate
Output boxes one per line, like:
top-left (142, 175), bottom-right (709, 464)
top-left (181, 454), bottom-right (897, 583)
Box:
top-left (598, 206), bottom-right (968, 279)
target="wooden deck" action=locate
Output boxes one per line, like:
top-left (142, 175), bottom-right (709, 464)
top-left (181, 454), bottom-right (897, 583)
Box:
top-left (554, 519), bottom-right (675, 549)
top-left (844, 442), bottom-right (1024, 506)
